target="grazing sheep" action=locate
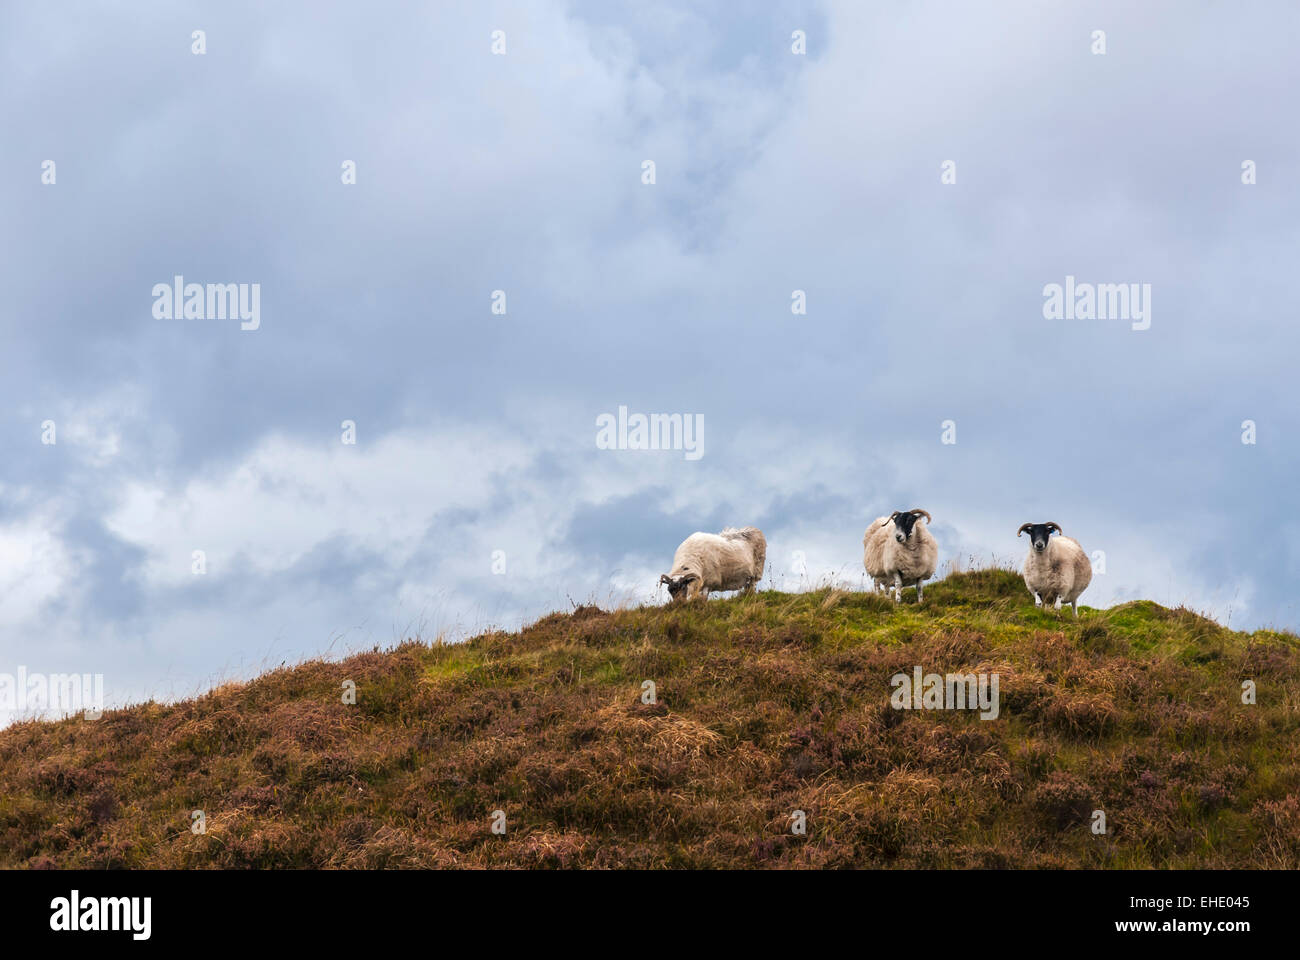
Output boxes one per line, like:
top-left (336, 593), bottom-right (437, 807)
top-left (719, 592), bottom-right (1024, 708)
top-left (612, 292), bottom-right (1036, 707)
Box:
top-left (1018, 522), bottom-right (1092, 617)
top-left (865, 509), bottom-right (938, 602)
top-left (660, 527), bottom-right (766, 602)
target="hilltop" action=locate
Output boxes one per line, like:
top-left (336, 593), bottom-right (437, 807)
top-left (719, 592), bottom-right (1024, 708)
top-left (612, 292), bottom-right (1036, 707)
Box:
top-left (2, 569), bottom-right (1299, 868)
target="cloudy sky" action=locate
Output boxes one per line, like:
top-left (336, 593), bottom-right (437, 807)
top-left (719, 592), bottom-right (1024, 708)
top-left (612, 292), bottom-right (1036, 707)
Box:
top-left (2, 0), bottom-right (1297, 718)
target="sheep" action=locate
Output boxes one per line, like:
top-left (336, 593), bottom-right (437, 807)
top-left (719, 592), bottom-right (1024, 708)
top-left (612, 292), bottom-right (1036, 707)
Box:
top-left (660, 527), bottom-right (766, 602)
top-left (1017, 522), bottom-right (1092, 617)
top-left (864, 509), bottom-right (938, 602)
top-left (862, 516), bottom-right (892, 593)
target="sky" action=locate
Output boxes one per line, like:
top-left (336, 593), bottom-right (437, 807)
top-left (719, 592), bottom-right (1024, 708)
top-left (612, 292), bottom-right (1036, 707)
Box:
top-left (2, 0), bottom-right (1298, 720)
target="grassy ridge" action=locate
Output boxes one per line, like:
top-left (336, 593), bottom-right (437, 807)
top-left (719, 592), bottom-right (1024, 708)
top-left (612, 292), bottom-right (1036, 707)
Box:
top-left (3, 569), bottom-right (1299, 868)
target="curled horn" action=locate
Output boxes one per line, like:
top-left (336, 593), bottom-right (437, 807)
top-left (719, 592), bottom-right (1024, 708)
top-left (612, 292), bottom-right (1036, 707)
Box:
top-left (1045, 522), bottom-right (1063, 536)
top-left (659, 574), bottom-right (673, 586)
top-left (909, 509), bottom-right (932, 524)
top-left (1017, 523), bottom-right (1033, 538)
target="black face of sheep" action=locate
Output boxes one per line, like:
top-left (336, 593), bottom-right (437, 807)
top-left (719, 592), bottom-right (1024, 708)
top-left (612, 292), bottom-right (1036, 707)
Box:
top-left (1018, 522), bottom-right (1062, 553)
top-left (659, 574), bottom-right (694, 602)
top-left (889, 510), bottom-right (929, 543)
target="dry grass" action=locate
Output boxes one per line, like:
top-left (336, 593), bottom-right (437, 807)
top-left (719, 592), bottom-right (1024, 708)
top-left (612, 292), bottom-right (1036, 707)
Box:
top-left (2, 569), bottom-right (1298, 868)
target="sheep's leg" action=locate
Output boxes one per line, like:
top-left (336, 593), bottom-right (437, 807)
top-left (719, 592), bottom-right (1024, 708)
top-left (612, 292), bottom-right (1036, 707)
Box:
top-left (916, 581), bottom-right (924, 604)
top-left (892, 573), bottom-right (902, 602)
top-left (1033, 592), bottom-right (1042, 607)
top-left (1071, 601), bottom-right (1079, 618)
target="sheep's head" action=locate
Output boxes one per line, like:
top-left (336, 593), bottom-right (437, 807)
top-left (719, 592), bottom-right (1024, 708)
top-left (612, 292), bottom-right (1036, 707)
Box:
top-left (889, 509), bottom-right (932, 543)
top-left (1017, 522), bottom-right (1062, 553)
top-left (659, 573), bottom-right (697, 602)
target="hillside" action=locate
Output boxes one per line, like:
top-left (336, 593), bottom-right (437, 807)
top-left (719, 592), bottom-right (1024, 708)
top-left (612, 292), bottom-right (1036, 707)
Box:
top-left (3, 569), bottom-right (1299, 869)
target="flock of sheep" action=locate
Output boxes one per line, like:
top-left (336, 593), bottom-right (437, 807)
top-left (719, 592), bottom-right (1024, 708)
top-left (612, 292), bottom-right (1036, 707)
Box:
top-left (658, 511), bottom-right (1093, 616)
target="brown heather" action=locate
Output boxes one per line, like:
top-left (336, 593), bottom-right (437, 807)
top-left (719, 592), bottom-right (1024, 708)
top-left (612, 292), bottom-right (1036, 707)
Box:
top-left (2, 569), bottom-right (1298, 869)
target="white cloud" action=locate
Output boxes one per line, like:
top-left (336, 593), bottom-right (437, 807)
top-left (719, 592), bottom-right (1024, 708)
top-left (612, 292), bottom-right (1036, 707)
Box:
top-left (103, 425), bottom-right (536, 587)
top-left (0, 514), bottom-right (73, 631)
